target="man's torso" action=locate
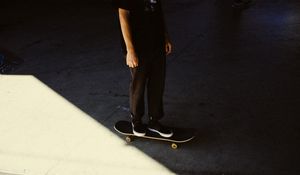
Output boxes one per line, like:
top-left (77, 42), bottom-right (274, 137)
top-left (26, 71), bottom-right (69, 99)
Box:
top-left (115, 0), bottom-right (166, 54)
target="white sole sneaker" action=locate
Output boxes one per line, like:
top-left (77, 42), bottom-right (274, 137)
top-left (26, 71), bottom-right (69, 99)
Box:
top-left (132, 123), bottom-right (146, 137)
top-left (148, 128), bottom-right (173, 138)
top-left (133, 130), bottom-right (146, 137)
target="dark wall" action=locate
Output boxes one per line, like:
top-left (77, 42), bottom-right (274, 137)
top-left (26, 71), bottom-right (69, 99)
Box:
top-left (1, 0), bottom-right (111, 6)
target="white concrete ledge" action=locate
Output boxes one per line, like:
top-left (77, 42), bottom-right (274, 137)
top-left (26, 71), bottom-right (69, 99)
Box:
top-left (0, 75), bottom-right (174, 175)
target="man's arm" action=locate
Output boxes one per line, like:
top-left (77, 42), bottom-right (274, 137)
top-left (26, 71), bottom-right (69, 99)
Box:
top-left (164, 31), bottom-right (172, 55)
top-left (118, 8), bottom-right (139, 68)
top-left (161, 8), bottom-right (172, 55)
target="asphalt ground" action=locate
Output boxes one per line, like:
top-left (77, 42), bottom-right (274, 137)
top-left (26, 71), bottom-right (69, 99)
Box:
top-left (1, 0), bottom-right (300, 174)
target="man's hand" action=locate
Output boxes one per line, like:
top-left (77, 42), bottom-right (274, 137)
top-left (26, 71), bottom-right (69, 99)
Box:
top-left (126, 50), bottom-right (139, 68)
top-left (165, 38), bottom-right (172, 55)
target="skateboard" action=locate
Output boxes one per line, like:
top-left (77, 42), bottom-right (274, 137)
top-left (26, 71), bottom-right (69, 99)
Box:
top-left (114, 120), bottom-right (195, 149)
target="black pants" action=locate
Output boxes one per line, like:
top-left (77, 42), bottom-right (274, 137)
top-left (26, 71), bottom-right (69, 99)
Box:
top-left (129, 51), bottom-right (166, 123)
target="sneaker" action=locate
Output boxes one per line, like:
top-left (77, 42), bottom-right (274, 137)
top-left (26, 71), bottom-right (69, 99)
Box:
top-left (132, 121), bottom-right (146, 137)
top-left (148, 121), bottom-right (173, 138)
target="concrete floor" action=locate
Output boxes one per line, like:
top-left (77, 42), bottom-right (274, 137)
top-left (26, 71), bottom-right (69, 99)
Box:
top-left (1, 0), bottom-right (300, 174)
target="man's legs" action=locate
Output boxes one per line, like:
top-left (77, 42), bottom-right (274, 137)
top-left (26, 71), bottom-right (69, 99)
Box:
top-left (129, 51), bottom-right (172, 137)
top-left (129, 66), bottom-right (147, 123)
top-left (129, 57), bottom-right (149, 136)
top-left (147, 52), bottom-right (173, 138)
top-left (147, 53), bottom-right (166, 121)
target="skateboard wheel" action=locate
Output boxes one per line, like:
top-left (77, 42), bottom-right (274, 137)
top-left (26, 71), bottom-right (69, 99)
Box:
top-left (171, 143), bottom-right (178, 149)
top-left (125, 136), bottom-right (133, 143)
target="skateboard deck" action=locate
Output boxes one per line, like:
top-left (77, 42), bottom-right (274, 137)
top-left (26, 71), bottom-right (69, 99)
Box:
top-left (114, 120), bottom-right (195, 149)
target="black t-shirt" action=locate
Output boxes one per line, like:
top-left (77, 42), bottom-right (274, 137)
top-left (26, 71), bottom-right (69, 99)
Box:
top-left (113, 0), bottom-right (166, 55)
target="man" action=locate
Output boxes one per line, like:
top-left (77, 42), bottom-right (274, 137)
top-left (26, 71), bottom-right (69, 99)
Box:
top-left (113, 0), bottom-right (173, 138)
